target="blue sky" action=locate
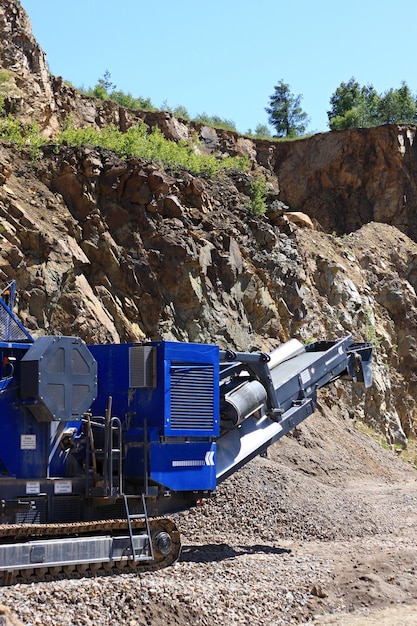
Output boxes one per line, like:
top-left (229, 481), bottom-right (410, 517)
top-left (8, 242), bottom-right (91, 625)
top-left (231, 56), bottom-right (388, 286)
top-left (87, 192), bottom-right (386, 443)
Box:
top-left (20, 0), bottom-right (417, 135)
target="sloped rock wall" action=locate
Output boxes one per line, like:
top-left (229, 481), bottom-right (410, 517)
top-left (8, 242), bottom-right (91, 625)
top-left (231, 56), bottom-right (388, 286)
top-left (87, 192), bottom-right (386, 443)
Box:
top-left (0, 0), bottom-right (416, 446)
top-left (1, 144), bottom-right (416, 445)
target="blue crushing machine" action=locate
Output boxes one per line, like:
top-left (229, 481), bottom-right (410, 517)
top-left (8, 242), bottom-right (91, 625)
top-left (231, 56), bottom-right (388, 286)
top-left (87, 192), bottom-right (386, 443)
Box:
top-left (0, 280), bottom-right (372, 582)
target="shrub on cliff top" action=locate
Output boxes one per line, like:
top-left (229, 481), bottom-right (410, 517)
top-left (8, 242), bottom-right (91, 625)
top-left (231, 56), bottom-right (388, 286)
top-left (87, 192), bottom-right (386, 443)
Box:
top-left (246, 174), bottom-right (269, 215)
top-left (56, 121), bottom-right (249, 176)
top-left (0, 111), bottom-right (46, 160)
top-left (0, 106), bottom-right (249, 175)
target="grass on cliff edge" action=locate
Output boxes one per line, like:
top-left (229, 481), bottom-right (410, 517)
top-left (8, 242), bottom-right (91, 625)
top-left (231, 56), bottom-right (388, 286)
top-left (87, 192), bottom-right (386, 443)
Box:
top-left (0, 102), bottom-right (249, 177)
top-left (57, 122), bottom-right (250, 176)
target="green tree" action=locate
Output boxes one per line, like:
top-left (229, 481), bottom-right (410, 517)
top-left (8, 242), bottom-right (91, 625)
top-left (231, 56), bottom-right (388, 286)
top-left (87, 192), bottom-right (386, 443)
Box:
top-left (160, 102), bottom-right (190, 119)
top-left (253, 124), bottom-right (272, 138)
top-left (172, 105), bottom-right (190, 120)
top-left (327, 77), bottom-right (362, 122)
top-left (328, 78), bottom-right (417, 129)
top-left (360, 84), bottom-right (381, 125)
top-left (265, 80), bottom-right (309, 137)
top-left (91, 70), bottom-right (116, 100)
top-left (328, 83), bottom-right (381, 130)
top-left (377, 82), bottom-right (416, 124)
top-left (246, 174), bottom-right (269, 215)
top-left (329, 108), bottom-right (364, 131)
top-left (396, 82), bottom-right (417, 123)
top-left (377, 88), bottom-right (401, 124)
top-left (111, 90), bottom-right (155, 111)
top-left (98, 69), bottom-right (116, 93)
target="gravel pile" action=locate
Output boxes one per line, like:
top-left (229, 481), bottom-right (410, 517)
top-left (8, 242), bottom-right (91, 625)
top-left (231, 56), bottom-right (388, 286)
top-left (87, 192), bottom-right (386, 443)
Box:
top-left (0, 548), bottom-right (334, 626)
top-left (0, 409), bottom-right (416, 626)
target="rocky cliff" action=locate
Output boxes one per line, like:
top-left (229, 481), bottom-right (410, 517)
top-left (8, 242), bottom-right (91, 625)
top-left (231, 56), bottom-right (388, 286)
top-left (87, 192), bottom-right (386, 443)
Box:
top-left (1, 0), bottom-right (416, 448)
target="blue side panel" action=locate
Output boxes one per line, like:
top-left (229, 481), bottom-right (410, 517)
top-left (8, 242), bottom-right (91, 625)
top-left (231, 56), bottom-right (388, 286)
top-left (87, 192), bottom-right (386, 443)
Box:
top-left (150, 441), bottom-right (216, 491)
top-left (124, 427), bottom-right (159, 480)
top-left (87, 343), bottom-right (132, 420)
top-left (0, 344), bottom-right (50, 479)
top-left (0, 386), bottom-right (50, 479)
top-left (87, 341), bottom-right (220, 488)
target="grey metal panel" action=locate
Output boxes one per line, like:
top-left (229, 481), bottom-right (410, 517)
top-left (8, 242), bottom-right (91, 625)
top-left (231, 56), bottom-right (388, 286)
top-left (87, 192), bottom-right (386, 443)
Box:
top-left (0, 534), bottom-right (152, 570)
top-left (169, 363), bottom-right (215, 432)
top-left (20, 336), bottom-right (97, 422)
top-left (129, 345), bottom-right (156, 388)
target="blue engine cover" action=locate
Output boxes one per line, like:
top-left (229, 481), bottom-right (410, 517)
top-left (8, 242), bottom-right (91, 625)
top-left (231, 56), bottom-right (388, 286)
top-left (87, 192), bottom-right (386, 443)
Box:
top-left (88, 341), bottom-right (220, 435)
top-left (145, 341), bottom-right (220, 437)
top-left (89, 341), bottom-right (220, 492)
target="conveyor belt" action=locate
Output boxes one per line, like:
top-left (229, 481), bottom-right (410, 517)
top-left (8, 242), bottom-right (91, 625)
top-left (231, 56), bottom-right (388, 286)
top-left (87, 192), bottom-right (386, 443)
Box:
top-left (269, 350), bottom-right (327, 387)
top-left (216, 340), bottom-right (357, 483)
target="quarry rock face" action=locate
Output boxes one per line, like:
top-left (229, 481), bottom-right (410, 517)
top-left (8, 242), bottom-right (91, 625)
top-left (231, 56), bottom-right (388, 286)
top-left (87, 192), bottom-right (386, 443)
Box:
top-left (267, 125), bottom-right (417, 238)
top-left (0, 0), bottom-right (416, 447)
top-left (0, 0), bottom-right (56, 129)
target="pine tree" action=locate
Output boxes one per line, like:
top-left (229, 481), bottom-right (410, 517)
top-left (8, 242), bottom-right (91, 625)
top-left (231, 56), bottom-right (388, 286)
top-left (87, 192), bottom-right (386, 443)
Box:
top-left (265, 80), bottom-right (309, 137)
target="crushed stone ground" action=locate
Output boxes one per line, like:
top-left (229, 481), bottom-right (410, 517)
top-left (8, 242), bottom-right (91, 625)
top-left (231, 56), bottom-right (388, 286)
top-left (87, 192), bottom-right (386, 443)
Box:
top-left (0, 404), bottom-right (416, 625)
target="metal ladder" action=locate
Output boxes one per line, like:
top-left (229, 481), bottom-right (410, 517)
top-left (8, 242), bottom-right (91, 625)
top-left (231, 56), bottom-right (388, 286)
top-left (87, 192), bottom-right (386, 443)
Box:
top-left (84, 397), bottom-right (124, 497)
top-left (123, 493), bottom-right (154, 562)
top-left (102, 397), bottom-right (123, 497)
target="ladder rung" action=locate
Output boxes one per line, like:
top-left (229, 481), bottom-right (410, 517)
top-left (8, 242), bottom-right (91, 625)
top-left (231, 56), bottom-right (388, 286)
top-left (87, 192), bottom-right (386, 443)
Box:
top-left (123, 493), bottom-right (154, 563)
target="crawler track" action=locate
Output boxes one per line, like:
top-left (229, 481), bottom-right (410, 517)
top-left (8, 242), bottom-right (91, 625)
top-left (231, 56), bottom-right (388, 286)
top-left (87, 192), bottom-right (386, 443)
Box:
top-left (0, 517), bottom-right (181, 585)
